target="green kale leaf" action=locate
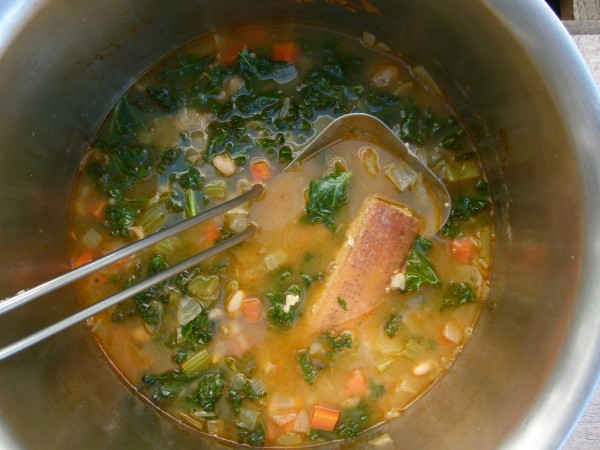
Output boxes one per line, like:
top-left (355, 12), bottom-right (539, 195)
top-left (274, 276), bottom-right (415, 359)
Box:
top-left (192, 372), bottom-right (225, 413)
top-left (384, 314), bottom-right (403, 338)
top-left (181, 308), bottom-right (213, 346)
top-left (440, 282), bottom-right (477, 310)
top-left (335, 401), bottom-right (372, 439)
top-left (304, 171), bottom-right (352, 230)
top-left (404, 237), bottom-right (439, 292)
top-left (103, 204), bottom-right (141, 238)
top-left (266, 285), bottom-right (302, 330)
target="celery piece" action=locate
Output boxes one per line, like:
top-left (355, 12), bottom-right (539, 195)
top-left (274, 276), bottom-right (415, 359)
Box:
top-left (153, 236), bottom-right (182, 256)
top-left (384, 161), bottom-right (417, 192)
top-left (137, 203), bottom-right (167, 234)
top-left (402, 339), bottom-right (426, 361)
top-left (188, 274), bottom-right (219, 300)
top-left (205, 179), bottom-right (227, 199)
top-left (377, 359), bottom-right (394, 373)
top-left (181, 348), bottom-right (211, 373)
top-left (264, 249), bottom-right (288, 272)
top-left (443, 159), bottom-right (480, 183)
top-left (185, 189), bottom-right (199, 218)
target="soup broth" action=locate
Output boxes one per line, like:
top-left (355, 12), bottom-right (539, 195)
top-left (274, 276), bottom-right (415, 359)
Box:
top-left (70, 24), bottom-right (492, 447)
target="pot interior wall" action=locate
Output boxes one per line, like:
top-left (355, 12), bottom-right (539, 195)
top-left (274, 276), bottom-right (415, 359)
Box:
top-left (0, 1), bottom-right (585, 449)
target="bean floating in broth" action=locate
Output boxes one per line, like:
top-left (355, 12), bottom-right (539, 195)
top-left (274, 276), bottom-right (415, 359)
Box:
top-left (70, 24), bottom-right (492, 447)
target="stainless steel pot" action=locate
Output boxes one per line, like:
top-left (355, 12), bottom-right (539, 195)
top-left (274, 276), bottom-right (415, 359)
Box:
top-left (1, 1), bottom-right (599, 449)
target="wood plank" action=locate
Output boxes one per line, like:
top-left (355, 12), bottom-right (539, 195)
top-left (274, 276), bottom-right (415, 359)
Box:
top-left (562, 0), bottom-right (575, 20)
top-left (563, 19), bottom-right (600, 34)
top-left (574, 0), bottom-right (600, 19)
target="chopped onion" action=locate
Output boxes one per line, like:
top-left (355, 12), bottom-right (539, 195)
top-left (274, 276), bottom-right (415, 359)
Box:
top-left (81, 227), bottom-right (102, 249)
top-left (276, 432), bottom-right (302, 446)
top-left (374, 41), bottom-right (391, 52)
top-left (385, 162), bottom-right (418, 192)
top-left (412, 65), bottom-right (442, 96)
top-left (369, 433), bottom-right (393, 447)
top-left (264, 249), bottom-right (288, 272)
top-left (385, 408), bottom-right (402, 419)
top-left (206, 419), bottom-right (224, 435)
top-left (293, 410), bottom-right (310, 434)
top-left (361, 31), bottom-right (376, 48)
top-left (250, 378), bottom-right (267, 397)
top-left (236, 408), bottom-right (258, 430)
top-left (177, 296), bottom-right (202, 326)
top-left (269, 393), bottom-right (296, 411)
top-left (273, 65), bottom-right (298, 84)
top-left (443, 320), bottom-right (463, 344)
top-left (309, 341), bottom-right (323, 355)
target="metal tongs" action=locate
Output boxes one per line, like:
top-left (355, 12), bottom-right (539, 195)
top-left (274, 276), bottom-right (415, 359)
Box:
top-left (0, 113), bottom-right (451, 361)
top-left (0, 184), bottom-right (264, 360)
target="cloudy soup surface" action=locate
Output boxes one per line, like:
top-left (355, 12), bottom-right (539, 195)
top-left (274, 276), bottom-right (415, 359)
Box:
top-left (70, 25), bottom-right (493, 447)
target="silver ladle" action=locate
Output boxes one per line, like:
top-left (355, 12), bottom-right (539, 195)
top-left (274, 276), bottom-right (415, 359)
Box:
top-left (287, 113), bottom-right (452, 230)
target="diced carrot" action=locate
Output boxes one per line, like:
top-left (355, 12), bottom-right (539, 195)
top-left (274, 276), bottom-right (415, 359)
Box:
top-left (272, 41), bottom-right (299, 63)
top-left (90, 198), bottom-right (108, 221)
top-left (449, 237), bottom-right (477, 264)
top-left (241, 297), bottom-right (262, 323)
top-left (72, 251), bottom-right (94, 269)
top-left (250, 160), bottom-right (271, 180)
top-left (310, 405), bottom-right (340, 432)
top-left (266, 420), bottom-right (281, 443)
top-left (345, 370), bottom-right (367, 396)
top-left (205, 221), bottom-right (221, 245)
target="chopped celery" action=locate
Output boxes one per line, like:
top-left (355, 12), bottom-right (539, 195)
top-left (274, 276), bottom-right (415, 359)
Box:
top-left (181, 348), bottom-right (211, 372)
top-left (205, 179), bottom-right (227, 199)
top-left (188, 274), bottom-right (219, 300)
top-left (153, 236), bottom-right (182, 255)
top-left (137, 203), bottom-right (167, 234)
top-left (402, 339), bottom-right (427, 361)
top-left (377, 359), bottom-right (393, 373)
top-left (358, 146), bottom-right (380, 176)
top-left (443, 159), bottom-right (481, 182)
top-left (384, 161), bottom-right (417, 192)
top-left (185, 190), bottom-right (199, 218)
top-left (264, 249), bottom-right (288, 272)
